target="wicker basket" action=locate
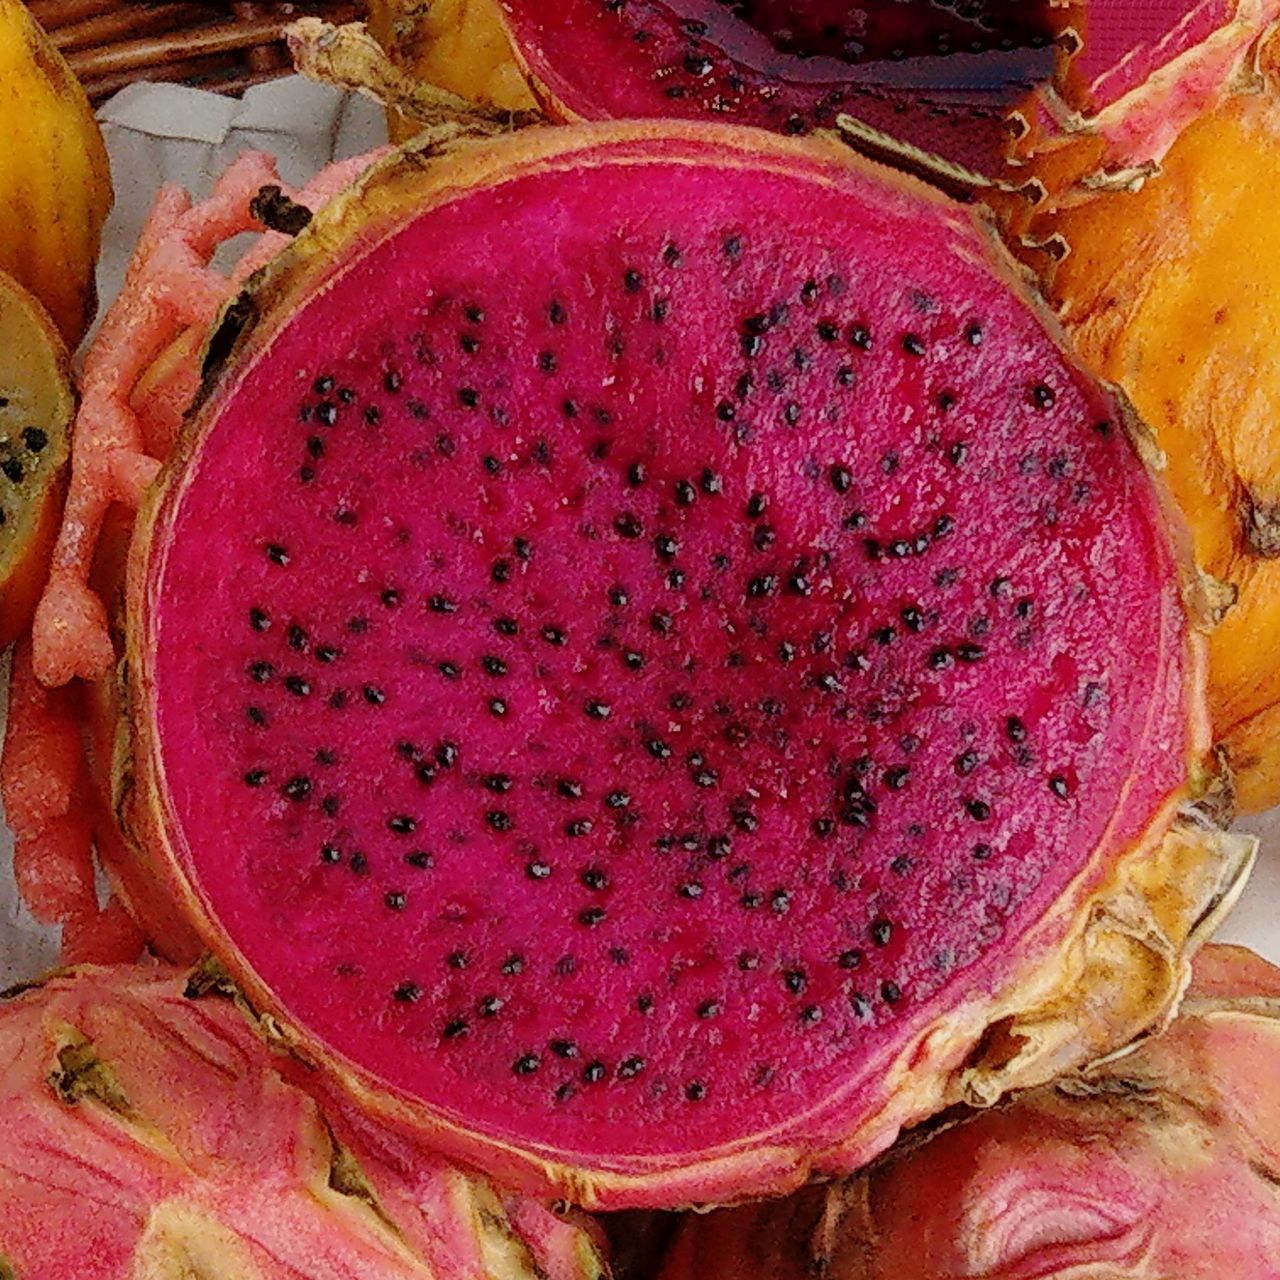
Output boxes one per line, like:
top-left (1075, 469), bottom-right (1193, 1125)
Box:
top-left (31, 0), bottom-right (363, 102)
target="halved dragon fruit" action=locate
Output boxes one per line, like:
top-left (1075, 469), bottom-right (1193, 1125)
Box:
top-left (0, 964), bottom-right (608, 1280)
top-left (656, 943), bottom-right (1280, 1279)
top-left (112, 122), bottom-right (1249, 1209)
top-left (496, 0), bottom-right (1069, 175)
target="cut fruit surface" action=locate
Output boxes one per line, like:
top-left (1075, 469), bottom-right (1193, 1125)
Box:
top-left (498, 0), bottom-right (1067, 173)
top-left (128, 123), bottom-right (1222, 1208)
top-left (0, 269), bottom-right (72, 650)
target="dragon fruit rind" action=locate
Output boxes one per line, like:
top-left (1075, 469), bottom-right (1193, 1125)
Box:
top-left (657, 944), bottom-right (1280, 1279)
top-left (0, 965), bottom-right (607, 1280)
top-left (120, 122), bottom-right (1247, 1209)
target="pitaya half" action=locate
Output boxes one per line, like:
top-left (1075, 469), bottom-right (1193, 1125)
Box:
top-left (0, 964), bottom-right (608, 1280)
top-left (100, 120), bottom-right (1253, 1209)
top-left (657, 943), bottom-right (1280, 1279)
top-left (495, 0), bottom-right (1072, 175)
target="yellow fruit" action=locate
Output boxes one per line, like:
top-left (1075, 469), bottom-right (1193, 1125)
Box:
top-left (0, 0), bottom-right (112, 347)
top-left (366, 0), bottom-right (536, 143)
top-left (0, 268), bottom-right (73, 651)
top-left (1047, 73), bottom-right (1280, 812)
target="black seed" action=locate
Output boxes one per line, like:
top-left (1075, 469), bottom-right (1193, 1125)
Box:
top-left (265, 543), bottom-right (289, 566)
top-left (829, 464), bottom-right (853, 494)
top-left (388, 815), bottom-right (417, 834)
top-left (678, 881), bottom-right (704, 900)
top-left (349, 852), bottom-right (368, 874)
top-left (567, 817), bottom-right (595, 838)
top-left (363, 685), bottom-right (385, 706)
top-left (614, 512), bottom-right (643, 540)
top-left (438, 662), bottom-right (461, 681)
top-left (1006, 716), bottom-right (1028, 743)
top-left (948, 441), bottom-right (969, 466)
top-left (583, 1061), bottom-right (607, 1084)
top-left (284, 675), bottom-right (310, 697)
top-left (723, 235), bottom-right (743, 260)
top-left (1049, 774), bottom-right (1072, 799)
top-left (881, 980), bottom-right (902, 1004)
top-left (578, 906), bottom-right (606, 928)
top-left (902, 333), bottom-right (926, 357)
top-left (488, 697), bottom-right (508, 717)
top-left (957, 643), bottom-right (985, 663)
top-left (385, 890), bottom-right (406, 911)
top-left (405, 851), bottom-right (433, 869)
top-left (783, 968), bottom-right (807, 995)
top-left (1031, 383), bottom-right (1057, 409)
top-left (501, 954), bottom-right (525, 975)
top-left (513, 1053), bottom-right (540, 1076)
top-left (929, 648), bottom-right (955, 671)
top-left (484, 773), bottom-right (513, 794)
top-left (770, 889), bottom-right (790, 915)
top-left (884, 766), bottom-right (910, 791)
top-left (654, 534), bottom-right (678, 561)
top-left (243, 769), bottom-right (267, 787)
top-left (617, 1056), bottom-right (645, 1079)
top-left (849, 323), bottom-right (872, 350)
top-left (623, 268), bottom-right (643, 294)
top-left (283, 775), bottom-right (311, 801)
top-left (393, 982), bottom-right (422, 1004)
top-left (478, 995), bottom-right (504, 1017)
top-left (584, 699), bottom-right (611, 720)
top-left (873, 626), bottom-right (895, 647)
top-left (328, 691), bottom-right (348, 709)
top-left (900, 605), bottom-right (924, 633)
top-left (800, 1005), bottom-right (823, 1026)
top-left (966, 798), bottom-right (992, 821)
top-left (482, 655), bottom-right (508, 678)
top-left (955, 751), bottom-right (980, 777)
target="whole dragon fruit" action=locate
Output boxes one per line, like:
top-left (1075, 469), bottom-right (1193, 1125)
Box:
top-left (0, 964), bottom-right (608, 1280)
top-left (76, 119), bottom-right (1251, 1210)
top-left (657, 943), bottom-right (1280, 1279)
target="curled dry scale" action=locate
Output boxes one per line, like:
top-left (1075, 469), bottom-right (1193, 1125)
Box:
top-left (0, 0), bottom-right (1278, 1275)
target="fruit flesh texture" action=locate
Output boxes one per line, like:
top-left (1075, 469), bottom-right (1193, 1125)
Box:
top-left (1046, 72), bottom-right (1280, 812)
top-left (0, 0), bottom-right (112, 347)
top-left (656, 945), bottom-right (1280, 1280)
top-left (134, 126), bottom-right (1199, 1197)
top-left (0, 965), bottom-right (606, 1280)
top-left (0, 269), bottom-right (72, 650)
top-left (498, 0), bottom-right (1063, 172)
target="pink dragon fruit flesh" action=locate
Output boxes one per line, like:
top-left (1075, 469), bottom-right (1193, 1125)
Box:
top-left (495, 0), bottom-right (1071, 175)
top-left (118, 121), bottom-right (1249, 1210)
top-left (656, 943), bottom-right (1280, 1279)
top-left (0, 963), bottom-right (608, 1280)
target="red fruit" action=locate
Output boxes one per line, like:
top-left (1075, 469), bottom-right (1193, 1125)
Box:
top-left (117, 124), bottom-right (1242, 1208)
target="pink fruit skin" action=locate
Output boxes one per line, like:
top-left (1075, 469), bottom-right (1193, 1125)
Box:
top-left (131, 124), bottom-right (1208, 1207)
top-left (657, 945), bottom-right (1280, 1280)
top-left (1047, 0), bottom-right (1280, 169)
top-left (861, 946), bottom-right (1280, 1279)
top-left (0, 966), bottom-right (604, 1280)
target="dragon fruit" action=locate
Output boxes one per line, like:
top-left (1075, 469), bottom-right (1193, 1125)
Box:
top-left (657, 943), bottom-right (1280, 1279)
top-left (84, 120), bottom-right (1253, 1210)
top-left (1034, 28), bottom-right (1280, 813)
top-left (0, 269), bottom-right (71, 651)
top-left (0, 964), bottom-right (607, 1280)
top-left (495, 0), bottom-right (1072, 175)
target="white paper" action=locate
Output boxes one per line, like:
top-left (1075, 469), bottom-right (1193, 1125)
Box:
top-left (1, 76), bottom-right (1275, 988)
